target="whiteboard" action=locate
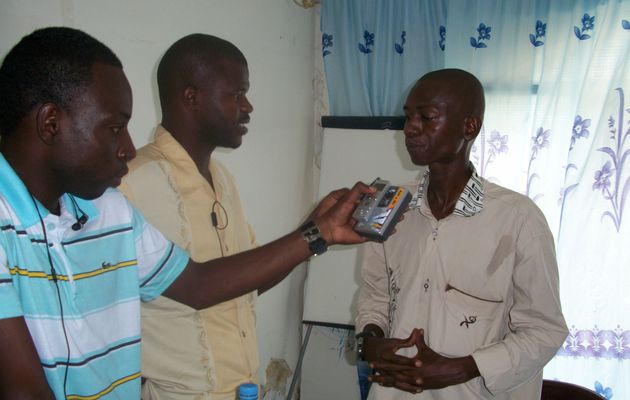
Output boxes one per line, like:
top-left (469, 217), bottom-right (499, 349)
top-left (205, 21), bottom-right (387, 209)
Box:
top-left (303, 127), bottom-right (424, 325)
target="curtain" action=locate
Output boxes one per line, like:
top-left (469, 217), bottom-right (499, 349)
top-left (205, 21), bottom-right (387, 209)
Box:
top-left (321, 0), bottom-right (630, 398)
top-left (321, 0), bottom-right (446, 115)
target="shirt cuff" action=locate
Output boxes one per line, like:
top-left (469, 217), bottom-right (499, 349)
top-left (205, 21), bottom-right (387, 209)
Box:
top-left (471, 343), bottom-right (514, 394)
top-left (354, 317), bottom-right (388, 336)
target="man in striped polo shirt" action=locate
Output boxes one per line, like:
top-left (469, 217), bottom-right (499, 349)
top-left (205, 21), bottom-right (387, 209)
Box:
top-left (0, 27), bottom-right (373, 399)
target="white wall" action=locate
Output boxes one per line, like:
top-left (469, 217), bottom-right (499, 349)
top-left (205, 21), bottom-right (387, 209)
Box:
top-left (0, 1), bottom-right (316, 397)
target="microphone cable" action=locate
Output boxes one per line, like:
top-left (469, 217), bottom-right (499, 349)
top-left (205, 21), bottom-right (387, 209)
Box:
top-left (30, 194), bottom-right (71, 399)
top-left (211, 200), bottom-right (229, 257)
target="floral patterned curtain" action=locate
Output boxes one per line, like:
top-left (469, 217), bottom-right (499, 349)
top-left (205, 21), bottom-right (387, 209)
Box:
top-left (321, 0), bottom-right (630, 398)
top-left (320, 0), bottom-right (446, 116)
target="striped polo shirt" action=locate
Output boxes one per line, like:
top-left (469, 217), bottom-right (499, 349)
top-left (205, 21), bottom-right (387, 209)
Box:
top-left (0, 154), bottom-right (189, 399)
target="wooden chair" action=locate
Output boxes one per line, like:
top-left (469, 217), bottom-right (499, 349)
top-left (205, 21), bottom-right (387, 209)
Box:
top-left (541, 379), bottom-right (605, 400)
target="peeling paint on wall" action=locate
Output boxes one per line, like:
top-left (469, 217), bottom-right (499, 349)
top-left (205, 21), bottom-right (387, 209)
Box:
top-left (262, 358), bottom-right (293, 399)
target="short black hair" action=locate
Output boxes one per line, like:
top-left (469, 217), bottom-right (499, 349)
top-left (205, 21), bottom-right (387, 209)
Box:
top-left (0, 27), bottom-right (122, 136)
top-left (157, 34), bottom-right (247, 110)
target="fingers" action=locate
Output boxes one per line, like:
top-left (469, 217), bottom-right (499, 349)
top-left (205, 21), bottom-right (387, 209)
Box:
top-left (369, 372), bottom-right (395, 387)
top-left (345, 181), bottom-right (376, 203)
top-left (406, 328), bottom-right (422, 344)
top-left (369, 334), bottom-right (422, 367)
top-left (415, 328), bottom-right (428, 350)
top-left (370, 360), bottom-right (416, 371)
top-left (310, 182), bottom-right (376, 245)
top-left (309, 182), bottom-right (367, 221)
top-left (369, 371), bottom-right (424, 394)
top-left (401, 328), bottom-right (417, 345)
top-left (325, 187), bottom-right (350, 202)
top-left (324, 182), bottom-right (374, 216)
top-left (374, 350), bottom-right (420, 368)
top-left (324, 181), bottom-right (372, 204)
top-left (394, 380), bottom-right (424, 394)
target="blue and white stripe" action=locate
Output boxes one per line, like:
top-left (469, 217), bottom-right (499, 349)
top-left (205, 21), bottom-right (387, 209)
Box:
top-left (0, 154), bottom-right (188, 399)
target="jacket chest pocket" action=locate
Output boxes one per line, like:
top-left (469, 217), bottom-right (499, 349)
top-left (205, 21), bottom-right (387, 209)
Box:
top-left (444, 284), bottom-right (503, 321)
top-left (435, 284), bottom-right (506, 355)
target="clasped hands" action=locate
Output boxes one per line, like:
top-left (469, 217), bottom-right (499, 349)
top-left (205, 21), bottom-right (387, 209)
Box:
top-left (363, 328), bottom-right (479, 394)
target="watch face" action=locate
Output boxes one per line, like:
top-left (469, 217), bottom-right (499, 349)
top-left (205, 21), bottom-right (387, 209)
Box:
top-left (310, 237), bottom-right (328, 255)
top-left (356, 336), bottom-right (366, 360)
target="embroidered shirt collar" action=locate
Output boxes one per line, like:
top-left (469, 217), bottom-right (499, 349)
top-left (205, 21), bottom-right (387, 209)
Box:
top-left (409, 164), bottom-right (484, 217)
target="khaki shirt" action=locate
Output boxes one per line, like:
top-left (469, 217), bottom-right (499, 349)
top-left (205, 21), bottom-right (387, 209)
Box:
top-left (357, 170), bottom-right (568, 400)
top-left (119, 126), bottom-right (259, 400)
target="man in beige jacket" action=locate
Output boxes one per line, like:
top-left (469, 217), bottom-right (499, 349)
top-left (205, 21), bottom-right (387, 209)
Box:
top-left (120, 34), bottom-right (357, 399)
top-left (354, 69), bottom-right (568, 399)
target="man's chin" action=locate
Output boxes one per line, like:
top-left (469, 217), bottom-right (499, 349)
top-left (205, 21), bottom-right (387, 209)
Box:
top-left (227, 139), bottom-right (243, 149)
top-left (409, 155), bottom-right (429, 166)
top-left (71, 187), bottom-right (109, 200)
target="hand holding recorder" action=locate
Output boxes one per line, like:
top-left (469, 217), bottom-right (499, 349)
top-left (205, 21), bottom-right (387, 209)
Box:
top-left (352, 178), bottom-right (411, 241)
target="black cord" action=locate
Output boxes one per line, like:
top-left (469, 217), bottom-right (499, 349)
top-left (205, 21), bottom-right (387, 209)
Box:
top-left (68, 195), bottom-right (88, 230)
top-left (211, 200), bottom-right (229, 257)
top-left (30, 194), bottom-right (71, 399)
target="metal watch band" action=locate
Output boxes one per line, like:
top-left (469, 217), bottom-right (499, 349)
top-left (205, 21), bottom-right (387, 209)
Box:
top-left (300, 220), bottom-right (328, 256)
top-left (355, 330), bottom-right (378, 361)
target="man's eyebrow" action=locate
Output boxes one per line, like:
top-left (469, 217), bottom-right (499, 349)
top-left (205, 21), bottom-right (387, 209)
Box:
top-left (403, 103), bottom-right (438, 111)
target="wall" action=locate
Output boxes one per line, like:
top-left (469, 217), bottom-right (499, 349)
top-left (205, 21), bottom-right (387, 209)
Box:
top-left (0, 1), bottom-right (316, 397)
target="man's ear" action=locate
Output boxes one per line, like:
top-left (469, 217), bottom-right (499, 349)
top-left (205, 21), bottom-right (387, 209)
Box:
top-left (35, 103), bottom-right (61, 145)
top-left (183, 86), bottom-right (198, 108)
top-left (463, 116), bottom-right (482, 141)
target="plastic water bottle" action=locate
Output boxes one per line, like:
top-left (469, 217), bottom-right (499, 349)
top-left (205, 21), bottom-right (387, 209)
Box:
top-left (238, 383), bottom-right (258, 400)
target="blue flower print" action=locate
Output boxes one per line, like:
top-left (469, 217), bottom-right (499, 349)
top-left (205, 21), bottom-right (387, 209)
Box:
top-left (532, 127), bottom-right (551, 153)
top-left (365, 31), bottom-right (374, 46)
top-left (477, 23), bottom-right (491, 40)
top-left (595, 88), bottom-right (630, 231)
top-left (529, 20), bottom-right (546, 47)
top-left (322, 33), bottom-right (333, 57)
top-left (488, 131), bottom-right (509, 155)
top-left (536, 20), bottom-right (547, 37)
top-left (358, 30), bottom-right (375, 54)
top-left (395, 31), bottom-right (406, 54)
top-left (571, 115), bottom-right (591, 149)
top-left (575, 13), bottom-right (595, 40)
top-left (608, 116), bottom-right (616, 139)
top-left (594, 381), bottom-right (613, 399)
top-left (472, 128), bottom-right (509, 180)
top-left (526, 127), bottom-right (551, 200)
top-left (623, 20), bottom-right (630, 30)
top-left (593, 161), bottom-right (613, 194)
top-left (470, 23), bottom-right (492, 49)
top-left (582, 13), bottom-right (595, 30)
top-left (439, 25), bottom-right (446, 51)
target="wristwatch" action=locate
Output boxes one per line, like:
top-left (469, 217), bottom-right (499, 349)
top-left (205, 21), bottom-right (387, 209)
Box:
top-left (355, 330), bottom-right (378, 361)
top-left (300, 221), bottom-right (328, 256)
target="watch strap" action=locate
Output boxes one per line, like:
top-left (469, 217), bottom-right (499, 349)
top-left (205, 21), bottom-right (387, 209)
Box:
top-left (300, 220), bottom-right (328, 256)
top-left (355, 330), bottom-right (379, 361)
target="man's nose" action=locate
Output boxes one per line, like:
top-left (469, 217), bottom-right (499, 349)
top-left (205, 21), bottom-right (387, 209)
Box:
top-left (119, 131), bottom-right (137, 161)
top-left (241, 95), bottom-right (253, 114)
top-left (403, 121), bottom-right (420, 137)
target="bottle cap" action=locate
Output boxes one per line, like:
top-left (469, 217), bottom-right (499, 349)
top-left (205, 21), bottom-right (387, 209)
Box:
top-left (239, 383), bottom-right (258, 399)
